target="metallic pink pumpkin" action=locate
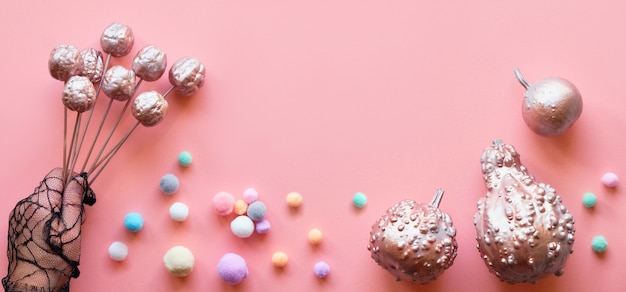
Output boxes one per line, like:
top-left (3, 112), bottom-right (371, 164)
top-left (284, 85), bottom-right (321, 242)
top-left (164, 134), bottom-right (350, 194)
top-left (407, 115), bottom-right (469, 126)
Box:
top-left (368, 189), bottom-right (457, 284)
top-left (514, 69), bottom-right (583, 136)
top-left (475, 139), bottom-right (575, 284)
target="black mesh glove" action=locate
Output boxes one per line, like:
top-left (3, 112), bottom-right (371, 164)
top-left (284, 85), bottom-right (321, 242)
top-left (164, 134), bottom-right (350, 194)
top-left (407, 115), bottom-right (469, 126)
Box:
top-left (3, 168), bottom-right (95, 292)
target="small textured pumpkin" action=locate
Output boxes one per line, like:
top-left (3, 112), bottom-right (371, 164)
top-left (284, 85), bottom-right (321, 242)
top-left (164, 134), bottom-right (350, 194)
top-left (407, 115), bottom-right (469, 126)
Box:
top-left (514, 69), bottom-right (583, 136)
top-left (474, 139), bottom-right (575, 284)
top-left (368, 189), bottom-right (457, 284)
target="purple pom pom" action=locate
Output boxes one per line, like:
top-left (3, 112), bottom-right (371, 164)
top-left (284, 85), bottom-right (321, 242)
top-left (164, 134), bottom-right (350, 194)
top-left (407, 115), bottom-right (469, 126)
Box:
top-left (255, 219), bottom-right (271, 234)
top-left (314, 261), bottom-right (330, 278)
top-left (217, 253), bottom-right (248, 284)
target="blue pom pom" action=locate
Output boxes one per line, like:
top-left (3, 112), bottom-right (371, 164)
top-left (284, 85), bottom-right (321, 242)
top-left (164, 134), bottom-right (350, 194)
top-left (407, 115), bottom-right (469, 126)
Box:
top-left (124, 212), bottom-right (144, 232)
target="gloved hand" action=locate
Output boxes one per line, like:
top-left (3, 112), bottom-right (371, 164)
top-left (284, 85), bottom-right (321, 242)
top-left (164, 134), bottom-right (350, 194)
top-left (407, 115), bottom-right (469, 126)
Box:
top-left (3, 168), bottom-right (95, 292)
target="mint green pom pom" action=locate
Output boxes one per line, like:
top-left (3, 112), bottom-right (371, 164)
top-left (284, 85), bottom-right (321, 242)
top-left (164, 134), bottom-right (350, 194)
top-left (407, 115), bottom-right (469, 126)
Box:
top-left (582, 192), bottom-right (597, 208)
top-left (592, 236), bottom-right (608, 253)
top-left (178, 151), bottom-right (192, 167)
top-left (352, 192), bottom-right (367, 208)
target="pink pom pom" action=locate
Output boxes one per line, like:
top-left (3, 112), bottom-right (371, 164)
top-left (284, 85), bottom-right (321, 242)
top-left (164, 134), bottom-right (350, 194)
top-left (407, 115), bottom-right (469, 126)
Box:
top-left (213, 192), bottom-right (235, 216)
top-left (601, 172), bottom-right (619, 188)
top-left (243, 188), bottom-right (259, 203)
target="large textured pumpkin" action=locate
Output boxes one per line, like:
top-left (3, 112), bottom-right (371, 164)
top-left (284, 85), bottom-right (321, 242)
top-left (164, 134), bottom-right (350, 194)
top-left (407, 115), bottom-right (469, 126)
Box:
top-left (474, 139), bottom-right (575, 284)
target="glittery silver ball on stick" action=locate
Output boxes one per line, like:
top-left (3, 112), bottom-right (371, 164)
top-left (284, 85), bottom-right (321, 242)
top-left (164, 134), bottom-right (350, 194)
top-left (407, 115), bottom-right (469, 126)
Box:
top-left (88, 90), bottom-right (169, 182)
top-left (100, 23), bottom-right (134, 58)
top-left (49, 44), bottom-right (83, 82)
top-left (76, 23), bottom-right (137, 174)
top-left (47, 22), bottom-right (205, 186)
top-left (132, 91), bottom-right (169, 127)
top-left (61, 75), bottom-right (96, 179)
top-left (132, 45), bottom-right (167, 82)
top-left (79, 48), bottom-right (104, 84)
top-left (62, 76), bottom-right (96, 113)
top-left (168, 57), bottom-right (205, 96)
top-left (101, 66), bottom-right (137, 101)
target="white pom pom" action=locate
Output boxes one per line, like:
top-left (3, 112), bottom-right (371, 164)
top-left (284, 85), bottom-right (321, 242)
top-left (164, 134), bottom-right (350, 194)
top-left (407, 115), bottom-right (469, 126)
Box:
top-left (230, 215), bottom-right (255, 238)
top-left (169, 202), bottom-right (189, 221)
top-left (108, 241), bottom-right (128, 261)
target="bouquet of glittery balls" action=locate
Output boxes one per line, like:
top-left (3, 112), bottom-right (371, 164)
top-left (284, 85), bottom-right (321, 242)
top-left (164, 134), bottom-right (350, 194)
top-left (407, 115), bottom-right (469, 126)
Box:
top-left (48, 22), bottom-right (205, 184)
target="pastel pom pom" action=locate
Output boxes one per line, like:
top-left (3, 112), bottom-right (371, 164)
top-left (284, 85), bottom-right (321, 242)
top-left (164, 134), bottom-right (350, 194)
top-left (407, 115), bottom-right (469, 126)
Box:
top-left (246, 201), bottom-right (267, 221)
top-left (233, 199), bottom-right (248, 215)
top-left (255, 219), bottom-right (271, 234)
top-left (213, 192), bottom-right (235, 216)
top-left (243, 188), bottom-right (259, 203)
top-left (231, 216), bottom-right (255, 238)
top-left (160, 174), bottom-right (179, 195)
top-left (601, 172), bottom-right (618, 187)
top-left (108, 241), bottom-right (128, 261)
top-left (582, 192), bottom-right (597, 208)
top-left (124, 212), bottom-right (144, 232)
top-left (163, 246), bottom-right (195, 277)
top-left (308, 228), bottom-right (323, 245)
top-left (313, 261), bottom-right (330, 278)
top-left (352, 192), bottom-right (367, 208)
top-left (169, 202), bottom-right (189, 221)
top-left (217, 253), bottom-right (248, 285)
top-left (178, 151), bottom-right (192, 167)
top-left (592, 236), bottom-right (608, 253)
top-left (286, 192), bottom-right (303, 208)
top-left (271, 252), bottom-right (288, 268)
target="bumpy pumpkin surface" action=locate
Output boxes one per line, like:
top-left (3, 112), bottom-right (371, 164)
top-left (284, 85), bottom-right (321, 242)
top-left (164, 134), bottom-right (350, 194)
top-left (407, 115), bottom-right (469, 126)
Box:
top-left (474, 139), bottom-right (575, 284)
top-left (368, 189), bottom-right (457, 284)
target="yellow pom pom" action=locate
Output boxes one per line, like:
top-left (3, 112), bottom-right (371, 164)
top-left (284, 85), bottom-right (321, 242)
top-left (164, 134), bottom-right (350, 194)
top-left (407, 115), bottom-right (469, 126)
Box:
top-left (308, 228), bottom-right (323, 245)
top-left (233, 199), bottom-right (249, 215)
top-left (286, 192), bottom-right (303, 208)
top-left (271, 252), bottom-right (289, 268)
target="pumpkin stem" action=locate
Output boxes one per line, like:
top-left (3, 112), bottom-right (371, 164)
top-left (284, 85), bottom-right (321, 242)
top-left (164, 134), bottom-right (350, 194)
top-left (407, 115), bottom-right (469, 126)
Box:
top-left (514, 68), bottom-right (530, 89)
top-left (430, 188), bottom-right (445, 208)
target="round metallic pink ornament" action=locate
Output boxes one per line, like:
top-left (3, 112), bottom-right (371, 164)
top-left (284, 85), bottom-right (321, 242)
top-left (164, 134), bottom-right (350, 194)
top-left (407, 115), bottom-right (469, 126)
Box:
top-left (100, 22), bottom-right (134, 57)
top-left (514, 69), bottom-right (583, 136)
top-left (132, 91), bottom-right (168, 126)
top-left (80, 48), bottom-right (104, 84)
top-left (132, 45), bottom-right (167, 81)
top-left (48, 44), bottom-right (83, 82)
top-left (102, 65), bottom-right (137, 101)
top-left (169, 57), bottom-right (205, 96)
top-left (62, 76), bottom-right (96, 113)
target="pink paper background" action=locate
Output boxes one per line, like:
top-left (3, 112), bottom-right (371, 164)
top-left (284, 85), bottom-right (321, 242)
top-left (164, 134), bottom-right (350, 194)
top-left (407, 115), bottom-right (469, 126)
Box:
top-left (1, 1), bottom-right (625, 291)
